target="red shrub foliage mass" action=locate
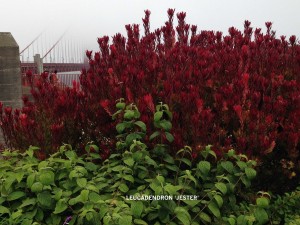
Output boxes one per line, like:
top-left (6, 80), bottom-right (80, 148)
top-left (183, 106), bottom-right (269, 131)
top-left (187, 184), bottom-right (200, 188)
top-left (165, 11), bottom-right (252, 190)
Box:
top-left (1, 9), bottom-right (299, 162)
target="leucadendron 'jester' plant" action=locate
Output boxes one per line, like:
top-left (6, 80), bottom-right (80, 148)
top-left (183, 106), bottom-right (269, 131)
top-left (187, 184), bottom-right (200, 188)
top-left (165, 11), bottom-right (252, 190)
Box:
top-left (0, 102), bottom-right (273, 225)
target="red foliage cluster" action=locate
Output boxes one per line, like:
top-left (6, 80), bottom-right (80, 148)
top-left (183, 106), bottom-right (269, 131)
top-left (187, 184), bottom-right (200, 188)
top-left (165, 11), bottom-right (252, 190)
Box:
top-left (0, 9), bottom-right (299, 162)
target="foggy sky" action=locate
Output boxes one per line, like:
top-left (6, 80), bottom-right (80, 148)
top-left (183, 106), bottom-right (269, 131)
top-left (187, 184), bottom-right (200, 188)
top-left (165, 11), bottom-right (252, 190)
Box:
top-left (1, 0), bottom-right (300, 53)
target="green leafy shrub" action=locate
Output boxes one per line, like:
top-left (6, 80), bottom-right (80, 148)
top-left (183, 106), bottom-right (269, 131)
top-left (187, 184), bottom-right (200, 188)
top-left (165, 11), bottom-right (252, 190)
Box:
top-left (269, 187), bottom-right (300, 224)
top-left (0, 102), bottom-right (263, 225)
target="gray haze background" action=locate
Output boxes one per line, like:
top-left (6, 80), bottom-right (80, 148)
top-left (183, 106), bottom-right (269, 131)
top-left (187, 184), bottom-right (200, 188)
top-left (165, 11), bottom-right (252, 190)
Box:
top-left (1, 0), bottom-right (300, 54)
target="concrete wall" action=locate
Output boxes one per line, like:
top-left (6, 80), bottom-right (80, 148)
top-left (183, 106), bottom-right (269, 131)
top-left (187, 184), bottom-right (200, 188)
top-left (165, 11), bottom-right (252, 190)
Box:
top-left (0, 32), bottom-right (22, 144)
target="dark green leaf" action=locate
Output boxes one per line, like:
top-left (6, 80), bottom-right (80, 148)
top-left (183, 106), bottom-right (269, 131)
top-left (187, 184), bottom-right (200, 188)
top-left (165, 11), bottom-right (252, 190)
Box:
top-left (119, 215), bottom-right (132, 225)
top-left (215, 182), bottom-right (227, 195)
top-left (165, 132), bottom-right (174, 142)
top-left (154, 111), bottom-right (163, 122)
top-left (254, 208), bottom-right (269, 224)
top-left (131, 201), bottom-right (143, 218)
top-left (53, 199), bottom-right (68, 214)
top-left (149, 131), bottom-right (160, 140)
top-left (214, 195), bottom-right (223, 208)
top-left (116, 123), bottom-right (127, 134)
top-left (31, 182), bottom-right (43, 193)
top-left (0, 206), bottom-right (10, 214)
top-left (123, 158), bottom-right (134, 167)
top-left (221, 161), bottom-right (234, 173)
top-left (124, 110), bottom-right (135, 120)
top-left (174, 207), bottom-right (191, 225)
top-left (134, 121), bottom-right (146, 132)
top-left (39, 171), bottom-right (55, 185)
top-left (133, 219), bottom-right (148, 225)
top-left (199, 212), bottom-right (211, 223)
top-left (37, 192), bottom-right (52, 207)
top-left (76, 178), bottom-right (87, 188)
top-left (256, 197), bottom-right (269, 208)
top-left (208, 201), bottom-right (221, 218)
top-left (7, 191), bottom-right (25, 201)
top-left (245, 168), bottom-right (256, 180)
top-left (119, 183), bottom-right (129, 193)
top-left (19, 198), bottom-right (36, 208)
top-left (159, 120), bottom-right (172, 131)
top-left (198, 161), bottom-right (211, 175)
top-left (123, 175), bottom-right (134, 183)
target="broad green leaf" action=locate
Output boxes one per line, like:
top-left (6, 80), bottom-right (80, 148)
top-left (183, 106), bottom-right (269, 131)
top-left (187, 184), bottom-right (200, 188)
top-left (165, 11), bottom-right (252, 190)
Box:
top-left (228, 217), bottom-right (236, 225)
top-left (38, 161), bottom-right (48, 170)
top-left (7, 191), bottom-right (25, 201)
top-left (11, 210), bottom-right (22, 220)
top-left (145, 156), bottom-right (158, 167)
top-left (221, 161), bottom-right (234, 173)
top-left (85, 162), bottom-right (98, 171)
top-left (215, 182), bottom-right (227, 195)
top-left (26, 173), bottom-right (36, 187)
top-left (214, 195), bottom-right (223, 208)
top-left (165, 132), bottom-right (174, 142)
top-left (241, 176), bottom-right (251, 188)
top-left (89, 192), bottom-right (103, 203)
top-left (174, 207), bottom-right (191, 225)
top-left (198, 161), bottom-right (211, 175)
top-left (154, 111), bottom-right (163, 122)
top-left (123, 175), bottom-right (134, 183)
top-left (134, 121), bottom-right (146, 132)
top-left (245, 168), bottom-right (257, 180)
top-left (19, 198), bottom-right (36, 208)
top-left (256, 197), bottom-right (269, 208)
top-left (163, 154), bottom-right (175, 164)
top-left (123, 158), bottom-right (134, 167)
top-left (53, 189), bottom-right (63, 201)
top-left (53, 199), bottom-right (68, 214)
top-left (119, 183), bottom-right (129, 193)
top-left (180, 158), bottom-right (192, 167)
top-left (0, 198), bottom-right (4, 205)
top-left (0, 206), bottom-right (10, 214)
top-left (124, 110), bottom-right (135, 120)
top-left (164, 184), bottom-right (181, 195)
top-left (119, 215), bottom-right (132, 225)
top-left (159, 120), bottom-right (172, 131)
top-left (133, 219), bottom-right (148, 225)
top-left (131, 201), bottom-right (143, 218)
top-left (199, 212), bottom-right (211, 223)
top-left (183, 200), bottom-right (200, 207)
top-left (86, 212), bottom-right (94, 221)
top-left (80, 190), bottom-right (90, 202)
top-left (126, 133), bottom-right (143, 144)
top-left (236, 161), bottom-right (247, 170)
top-left (31, 182), bottom-right (43, 193)
top-left (37, 191), bottom-right (52, 207)
top-left (65, 150), bottom-right (77, 160)
top-left (208, 201), bottom-right (221, 218)
top-left (165, 164), bottom-right (179, 172)
top-left (149, 131), bottom-right (160, 140)
top-left (39, 171), bottom-right (55, 185)
top-left (116, 102), bottom-right (125, 109)
top-left (4, 176), bottom-right (15, 190)
top-left (76, 177), bottom-right (87, 188)
top-left (116, 123), bottom-right (127, 134)
top-left (254, 208), bottom-right (269, 224)
top-left (15, 172), bottom-right (25, 183)
top-left (156, 175), bottom-right (165, 183)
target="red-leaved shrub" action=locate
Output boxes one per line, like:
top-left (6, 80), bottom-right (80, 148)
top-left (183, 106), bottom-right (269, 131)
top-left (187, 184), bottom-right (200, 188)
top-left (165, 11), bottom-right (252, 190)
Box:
top-left (0, 9), bottom-right (299, 164)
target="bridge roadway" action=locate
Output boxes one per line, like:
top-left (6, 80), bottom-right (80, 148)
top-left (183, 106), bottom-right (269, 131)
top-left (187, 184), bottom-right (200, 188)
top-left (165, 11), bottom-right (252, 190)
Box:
top-left (21, 62), bottom-right (85, 74)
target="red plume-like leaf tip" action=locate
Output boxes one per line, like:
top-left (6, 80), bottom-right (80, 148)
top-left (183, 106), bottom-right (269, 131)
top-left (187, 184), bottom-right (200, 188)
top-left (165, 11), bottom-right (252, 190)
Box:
top-left (86, 50), bottom-right (93, 59)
